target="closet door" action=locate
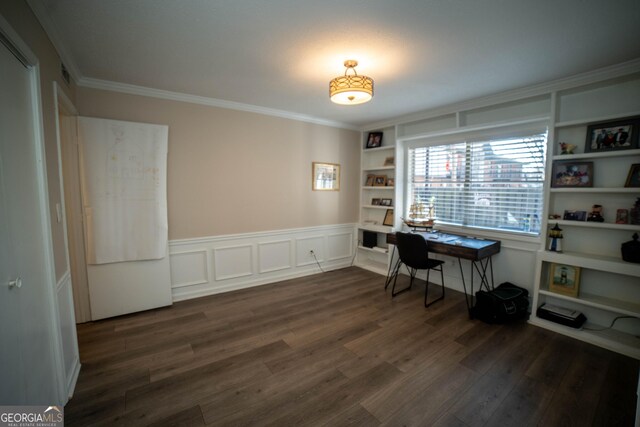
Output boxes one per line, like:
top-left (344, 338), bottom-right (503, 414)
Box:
top-left (0, 40), bottom-right (61, 403)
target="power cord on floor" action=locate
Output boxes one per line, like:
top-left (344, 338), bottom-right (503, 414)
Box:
top-left (350, 240), bottom-right (361, 266)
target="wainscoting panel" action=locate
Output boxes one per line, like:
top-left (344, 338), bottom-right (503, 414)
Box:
top-left (169, 249), bottom-right (209, 288)
top-left (258, 240), bottom-right (292, 274)
top-left (169, 224), bottom-right (356, 301)
top-left (295, 235), bottom-right (325, 267)
top-left (327, 232), bottom-right (353, 261)
top-left (213, 244), bottom-right (254, 281)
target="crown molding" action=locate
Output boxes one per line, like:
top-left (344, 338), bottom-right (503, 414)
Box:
top-left (26, 0), bottom-right (82, 83)
top-left (77, 77), bottom-right (358, 131)
top-left (362, 58), bottom-right (640, 131)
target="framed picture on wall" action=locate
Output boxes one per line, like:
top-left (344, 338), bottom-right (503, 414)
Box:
top-left (548, 263), bottom-right (581, 297)
top-left (585, 117), bottom-right (638, 153)
top-left (312, 162), bottom-right (340, 191)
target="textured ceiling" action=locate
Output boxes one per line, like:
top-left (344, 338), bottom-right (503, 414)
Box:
top-left (32, 0), bottom-right (640, 128)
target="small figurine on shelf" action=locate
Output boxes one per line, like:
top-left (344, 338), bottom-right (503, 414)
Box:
top-left (631, 198), bottom-right (640, 225)
top-left (559, 142), bottom-right (577, 155)
top-left (587, 204), bottom-right (604, 222)
top-left (548, 223), bottom-right (563, 252)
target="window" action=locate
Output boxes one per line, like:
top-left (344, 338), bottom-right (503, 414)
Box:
top-left (407, 131), bottom-right (547, 235)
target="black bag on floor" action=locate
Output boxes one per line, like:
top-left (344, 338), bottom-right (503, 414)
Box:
top-left (472, 282), bottom-right (529, 324)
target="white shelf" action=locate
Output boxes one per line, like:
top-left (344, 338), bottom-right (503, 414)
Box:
top-left (363, 166), bottom-right (395, 172)
top-left (362, 186), bottom-right (394, 190)
top-left (357, 245), bottom-right (389, 254)
top-left (549, 187), bottom-right (639, 193)
top-left (554, 111), bottom-right (640, 128)
top-left (550, 219), bottom-right (640, 231)
top-left (355, 257), bottom-right (389, 276)
top-left (552, 148), bottom-right (640, 161)
top-left (539, 289), bottom-right (640, 317)
top-left (363, 145), bottom-right (395, 152)
top-left (359, 224), bottom-right (392, 233)
top-left (538, 250), bottom-right (640, 277)
top-left (362, 205), bottom-right (394, 210)
top-left (529, 316), bottom-right (640, 360)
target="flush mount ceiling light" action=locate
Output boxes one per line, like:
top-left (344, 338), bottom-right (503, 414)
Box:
top-left (329, 60), bottom-right (374, 105)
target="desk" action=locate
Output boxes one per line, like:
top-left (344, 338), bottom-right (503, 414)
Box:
top-left (385, 232), bottom-right (501, 316)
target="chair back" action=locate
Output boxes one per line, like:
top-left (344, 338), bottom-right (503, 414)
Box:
top-left (395, 232), bottom-right (431, 270)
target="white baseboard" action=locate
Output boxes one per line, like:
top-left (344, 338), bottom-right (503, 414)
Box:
top-left (168, 224), bottom-right (356, 302)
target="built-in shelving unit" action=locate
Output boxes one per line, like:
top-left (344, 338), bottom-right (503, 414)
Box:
top-left (353, 64), bottom-right (640, 361)
top-left (531, 72), bottom-right (640, 359)
top-left (355, 127), bottom-right (397, 275)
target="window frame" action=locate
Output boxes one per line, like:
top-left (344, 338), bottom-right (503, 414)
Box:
top-left (402, 123), bottom-right (548, 238)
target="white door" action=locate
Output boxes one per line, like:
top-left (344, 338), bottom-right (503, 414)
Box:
top-left (0, 41), bottom-right (61, 403)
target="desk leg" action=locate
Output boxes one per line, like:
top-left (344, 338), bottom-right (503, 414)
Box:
top-left (384, 245), bottom-right (401, 291)
top-left (458, 258), bottom-right (472, 316)
top-left (459, 256), bottom-right (496, 319)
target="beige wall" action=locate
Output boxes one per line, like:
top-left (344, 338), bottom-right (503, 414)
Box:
top-left (76, 87), bottom-right (361, 240)
top-left (0, 1), bottom-right (76, 280)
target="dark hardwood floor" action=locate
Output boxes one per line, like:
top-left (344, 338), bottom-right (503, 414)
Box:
top-left (66, 267), bottom-right (639, 426)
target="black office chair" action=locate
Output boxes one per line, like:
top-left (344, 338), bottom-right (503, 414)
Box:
top-left (391, 232), bottom-right (445, 307)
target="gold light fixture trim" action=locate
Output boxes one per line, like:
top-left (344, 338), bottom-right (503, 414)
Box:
top-left (329, 60), bottom-right (374, 105)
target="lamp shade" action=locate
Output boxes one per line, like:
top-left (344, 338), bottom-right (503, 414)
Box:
top-left (329, 60), bottom-right (374, 105)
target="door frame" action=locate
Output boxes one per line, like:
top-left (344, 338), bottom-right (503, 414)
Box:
top-left (0, 14), bottom-right (67, 403)
top-left (54, 82), bottom-right (91, 323)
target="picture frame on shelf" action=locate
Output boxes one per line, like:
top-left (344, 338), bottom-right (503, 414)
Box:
top-left (551, 161), bottom-right (593, 188)
top-left (383, 209), bottom-right (394, 226)
top-left (384, 156), bottom-right (394, 166)
top-left (563, 210), bottom-right (587, 221)
top-left (616, 209), bottom-right (629, 224)
top-left (624, 163), bottom-right (640, 187)
top-left (380, 198), bottom-right (392, 206)
top-left (371, 198), bottom-right (381, 206)
top-left (312, 162), bottom-right (340, 191)
top-left (549, 263), bottom-right (581, 297)
top-left (373, 175), bottom-right (387, 186)
top-left (366, 132), bottom-right (383, 149)
top-left (365, 174), bottom-right (375, 186)
top-left (585, 117), bottom-right (638, 153)
top-left (387, 177), bottom-right (395, 187)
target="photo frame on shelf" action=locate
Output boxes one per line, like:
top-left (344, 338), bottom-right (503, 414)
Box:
top-left (585, 117), bottom-right (638, 153)
top-left (383, 209), bottom-right (394, 226)
top-left (380, 198), bottom-right (392, 206)
top-left (624, 163), bottom-right (640, 187)
top-left (366, 132), bottom-right (383, 149)
top-left (551, 161), bottom-right (593, 188)
top-left (384, 156), bottom-right (394, 166)
top-left (365, 174), bottom-right (375, 186)
top-left (549, 263), bottom-right (581, 297)
top-left (373, 175), bottom-right (387, 186)
top-left (371, 198), bottom-right (381, 206)
top-left (616, 209), bottom-right (629, 224)
top-left (312, 162), bottom-right (340, 191)
top-left (387, 177), bottom-right (395, 187)
top-left (563, 210), bottom-right (587, 221)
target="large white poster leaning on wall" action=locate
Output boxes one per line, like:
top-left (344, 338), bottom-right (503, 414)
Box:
top-left (79, 117), bottom-right (168, 264)
top-left (78, 117), bottom-right (172, 320)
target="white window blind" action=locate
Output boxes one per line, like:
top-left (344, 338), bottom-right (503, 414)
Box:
top-left (408, 132), bottom-right (547, 235)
